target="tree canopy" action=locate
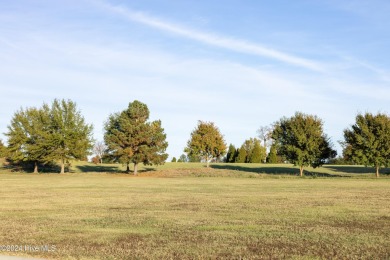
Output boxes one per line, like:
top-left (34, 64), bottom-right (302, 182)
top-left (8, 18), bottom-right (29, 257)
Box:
top-left (45, 99), bottom-right (94, 173)
top-left (6, 99), bottom-right (93, 173)
top-left (104, 100), bottom-right (168, 175)
top-left (0, 139), bottom-right (7, 158)
top-left (272, 112), bottom-right (336, 176)
top-left (343, 112), bottom-right (390, 177)
top-left (185, 121), bottom-right (227, 167)
top-left (6, 105), bottom-right (51, 173)
top-left (226, 144), bottom-right (237, 163)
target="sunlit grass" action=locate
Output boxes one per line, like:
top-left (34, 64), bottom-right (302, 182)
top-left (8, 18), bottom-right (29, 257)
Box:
top-left (0, 171), bottom-right (389, 259)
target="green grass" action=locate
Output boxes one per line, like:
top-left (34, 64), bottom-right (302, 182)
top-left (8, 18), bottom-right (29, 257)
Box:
top-left (0, 168), bottom-right (389, 259)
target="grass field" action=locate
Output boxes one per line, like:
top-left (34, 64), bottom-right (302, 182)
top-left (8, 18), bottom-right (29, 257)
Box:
top-left (0, 162), bottom-right (390, 259)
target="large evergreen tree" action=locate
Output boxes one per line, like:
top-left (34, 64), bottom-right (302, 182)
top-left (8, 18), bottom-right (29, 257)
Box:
top-left (235, 146), bottom-right (247, 163)
top-left (45, 99), bottom-right (94, 173)
top-left (249, 139), bottom-right (265, 163)
top-left (104, 100), bottom-right (168, 175)
top-left (226, 144), bottom-right (237, 163)
top-left (6, 106), bottom-right (51, 173)
top-left (266, 144), bottom-right (279, 163)
top-left (185, 121), bottom-right (227, 167)
top-left (272, 112), bottom-right (336, 176)
top-left (343, 112), bottom-right (390, 177)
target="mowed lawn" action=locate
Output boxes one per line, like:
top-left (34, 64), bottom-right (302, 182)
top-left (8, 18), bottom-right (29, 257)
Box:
top-left (0, 165), bottom-right (389, 259)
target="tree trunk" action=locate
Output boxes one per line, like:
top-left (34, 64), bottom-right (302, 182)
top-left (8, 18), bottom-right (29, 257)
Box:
top-left (206, 155), bottom-right (210, 168)
top-left (100, 158), bottom-right (103, 164)
top-left (60, 159), bottom-right (65, 174)
top-left (134, 163), bottom-right (138, 176)
top-left (299, 166), bottom-right (304, 177)
top-left (126, 163), bottom-right (130, 173)
top-left (376, 166), bottom-right (380, 178)
top-left (34, 161), bottom-right (39, 174)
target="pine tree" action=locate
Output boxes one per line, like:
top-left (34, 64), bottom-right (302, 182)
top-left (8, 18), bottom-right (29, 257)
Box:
top-left (226, 144), bottom-right (237, 163)
top-left (267, 144), bottom-right (279, 163)
top-left (248, 139), bottom-right (265, 163)
top-left (104, 100), bottom-right (168, 175)
top-left (235, 145), bottom-right (247, 163)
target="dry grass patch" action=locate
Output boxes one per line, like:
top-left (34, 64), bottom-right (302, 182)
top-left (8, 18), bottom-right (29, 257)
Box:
top-left (0, 173), bottom-right (389, 259)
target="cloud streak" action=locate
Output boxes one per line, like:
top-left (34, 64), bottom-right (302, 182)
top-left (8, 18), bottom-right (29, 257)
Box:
top-left (96, 1), bottom-right (324, 72)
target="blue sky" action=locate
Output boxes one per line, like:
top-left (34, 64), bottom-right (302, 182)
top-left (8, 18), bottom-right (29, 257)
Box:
top-left (1, 0), bottom-right (389, 160)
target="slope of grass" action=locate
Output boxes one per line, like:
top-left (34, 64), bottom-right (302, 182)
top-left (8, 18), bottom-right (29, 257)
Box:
top-left (0, 173), bottom-right (389, 259)
top-left (2, 158), bottom-right (389, 178)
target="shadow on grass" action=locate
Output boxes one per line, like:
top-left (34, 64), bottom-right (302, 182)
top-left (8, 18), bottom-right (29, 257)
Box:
top-left (210, 164), bottom-right (344, 177)
top-left (142, 167), bottom-right (156, 172)
top-left (75, 165), bottom-right (158, 174)
top-left (76, 164), bottom-right (121, 173)
top-left (325, 165), bottom-right (390, 175)
top-left (1, 159), bottom-right (66, 174)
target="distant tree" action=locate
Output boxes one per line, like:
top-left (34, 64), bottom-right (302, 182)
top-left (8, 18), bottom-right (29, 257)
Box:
top-left (326, 155), bottom-right (351, 165)
top-left (171, 157), bottom-right (177, 162)
top-left (343, 112), bottom-right (390, 177)
top-left (104, 100), bottom-right (168, 175)
top-left (237, 138), bottom-right (266, 163)
top-left (249, 139), bottom-right (266, 163)
top-left (235, 145), bottom-right (247, 163)
top-left (185, 121), bottom-right (227, 167)
top-left (257, 125), bottom-right (272, 153)
top-left (226, 144), bottom-right (237, 163)
top-left (178, 154), bottom-right (188, 163)
top-left (272, 112), bottom-right (336, 176)
top-left (44, 99), bottom-right (94, 173)
top-left (266, 144), bottom-right (279, 163)
top-left (5, 105), bottom-right (51, 173)
top-left (93, 141), bottom-right (106, 164)
top-left (91, 156), bottom-right (100, 164)
top-left (0, 139), bottom-right (7, 158)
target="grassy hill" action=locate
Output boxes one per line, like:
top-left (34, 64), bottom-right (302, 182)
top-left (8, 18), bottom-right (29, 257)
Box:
top-left (3, 159), bottom-right (389, 178)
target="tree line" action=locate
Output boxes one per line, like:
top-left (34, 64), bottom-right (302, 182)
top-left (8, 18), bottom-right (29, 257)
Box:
top-left (1, 99), bottom-right (389, 177)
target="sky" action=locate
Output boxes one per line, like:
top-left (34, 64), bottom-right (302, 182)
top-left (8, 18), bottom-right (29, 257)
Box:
top-left (1, 0), bottom-right (389, 160)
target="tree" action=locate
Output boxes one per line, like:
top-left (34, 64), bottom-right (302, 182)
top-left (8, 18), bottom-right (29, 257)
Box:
top-left (104, 100), bottom-right (168, 175)
top-left (343, 112), bottom-right (390, 177)
top-left (235, 146), bottom-right (247, 163)
top-left (249, 139), bottom-right (266, 163)
top-left (236, 138), bottom-right (266, 163)
top-left (257, 125), bottom-right (272, 153)
top-left (266, 144), bottom-right (279, 163)
top-left (93, 141), bottom-right (106, 164)
top-left (178, 154), bottom-right (187, 162)
top-left (272, 112), bottom-right (336, 176)
top-left (5, 105), bottom-right (51, 173)
top-left (44, 99), bottom-right (94, 173)
top-left (226, 144), bottom-right (237, 163)
top-left (185, 121), bottom-right (227, 167)
top-left (5, 100), bottom-right (92, 174)
top-left (0, 139), bottom-right (7, 158)
top-left (171, 157), bottom-right (177, 162)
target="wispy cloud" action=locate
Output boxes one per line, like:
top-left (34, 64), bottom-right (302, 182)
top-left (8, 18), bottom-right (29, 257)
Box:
top-left (94, 1), bottom-right (324, 72)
